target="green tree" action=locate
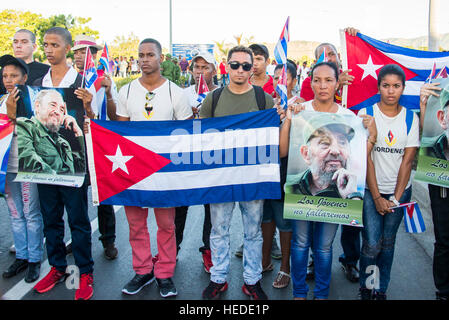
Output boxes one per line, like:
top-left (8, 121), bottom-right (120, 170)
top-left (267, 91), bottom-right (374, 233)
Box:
top-left (109, 33), bottom-right (140, 59)
top-left (0, 10), bottom-right (44, 56)
top-left (34, 14), bottom-right (99, 61)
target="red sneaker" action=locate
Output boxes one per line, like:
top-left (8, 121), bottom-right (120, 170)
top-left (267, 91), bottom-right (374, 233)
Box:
top-left (34, 267), bottom-right (67, 293)
top-left (75, 273), bottom-right (93, 300)
top-left (202, 249), bottom-right (213, 273)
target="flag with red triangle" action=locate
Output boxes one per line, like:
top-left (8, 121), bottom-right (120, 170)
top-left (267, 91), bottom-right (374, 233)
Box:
top-left (340, 31), bottom-right (449, 112)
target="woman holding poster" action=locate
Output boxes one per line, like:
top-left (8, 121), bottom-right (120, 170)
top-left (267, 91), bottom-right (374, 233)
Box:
top-left (279, 61), bottom-right (376, 300)
top-left (418, 79), bottom-right (449, 301)
top-left (357, 64), bottom-right (420, 300)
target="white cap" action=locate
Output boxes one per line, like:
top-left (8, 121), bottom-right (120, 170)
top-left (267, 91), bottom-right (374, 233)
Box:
top-left (192, 51), bottom-right (217, 68)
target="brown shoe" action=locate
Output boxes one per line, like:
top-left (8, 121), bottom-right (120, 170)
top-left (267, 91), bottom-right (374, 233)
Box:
top-left (104, 243), bottom-right (118, 260)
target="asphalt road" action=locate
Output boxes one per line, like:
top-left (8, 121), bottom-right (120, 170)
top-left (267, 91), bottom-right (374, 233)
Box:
top-left (0, 187), bottom-right (436, 301)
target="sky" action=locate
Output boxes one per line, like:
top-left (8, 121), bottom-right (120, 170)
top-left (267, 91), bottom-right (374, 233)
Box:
top-left (7, 0), bottom-right (449, 50)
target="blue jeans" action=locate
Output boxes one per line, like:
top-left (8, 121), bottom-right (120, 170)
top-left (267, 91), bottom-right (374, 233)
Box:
top-left (4, 173), bottom-right (43, 263)
top-left (359, 187), bottom-right (412, 294)
top-left (291, 220), bottom-right (339, 299)
top-left (210, 200), bottom-right (264, 285)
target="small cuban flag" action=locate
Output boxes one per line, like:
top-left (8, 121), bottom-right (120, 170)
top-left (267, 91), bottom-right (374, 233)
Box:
top-left (316, 47), bottom-right (328, 64)
top-left (99, 43), bottom-right (111, 74)
top-left (196, 74), bottom-right (209, 104)
top-left (275, 65), bottom-right (288, 110)
top-left (403, 202), bottom-right (426, 233)
top-left (84, 48), bottom-right (98, 89)
top-left (435, 65), bottom-right (448, 79)
top-left (425, 62), bottom-right (437, 84)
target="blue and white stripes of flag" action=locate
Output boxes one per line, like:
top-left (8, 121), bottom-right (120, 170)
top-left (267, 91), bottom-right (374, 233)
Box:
top-left (274, 17), bottom-right (290, 110)
top-left (404, 202), bottom-right (426, 234)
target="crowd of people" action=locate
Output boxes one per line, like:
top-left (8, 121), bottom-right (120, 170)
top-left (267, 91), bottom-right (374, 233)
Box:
top-left (0, 26), bottom-right (448, 302)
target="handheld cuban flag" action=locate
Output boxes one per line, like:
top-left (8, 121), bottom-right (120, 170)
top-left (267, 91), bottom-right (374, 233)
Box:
top-left (435, 65), bottom-right (448, 79)
top-left (0, 114), bottom-right (14, 194)
top-left (316, 47), bottom-right (328, 64)
top-left (83, 48), bottom-right (98, 89)
top-left (426, 62), bottom-right (437, 84)
top-left (340, 31), bottom-right (449, 112)
top-left (275, 65), bottom-right (289, 110)
top-left (403, 202), bottom-right (426, 233)
top-left (196, 74), bottom-right (209, 104)
top-left (85, 109), bottom-right (281, 207)
top-left (99, 43), bottom-right (111, 74)
top-left (274, 17), bottom-right (290, 110)
top-left (274, 17), bottom-right (290, 65)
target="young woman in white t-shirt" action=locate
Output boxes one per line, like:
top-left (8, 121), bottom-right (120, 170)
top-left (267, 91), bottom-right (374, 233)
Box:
top-left (358, 64), bottom-right (420, 300)
top-left (278, 62), bottom-right (376, 300)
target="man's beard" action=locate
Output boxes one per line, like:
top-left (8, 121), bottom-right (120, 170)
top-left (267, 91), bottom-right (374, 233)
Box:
top-left (310, 155), bottom-right (347, 187)
top-left (45, 121), bottom-right (60, 133)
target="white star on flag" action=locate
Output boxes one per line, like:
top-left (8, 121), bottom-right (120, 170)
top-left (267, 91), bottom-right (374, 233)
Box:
top-left (357, 55), bottom-right (383, 80)
top-left (105, 145), bottom-right (133, 174)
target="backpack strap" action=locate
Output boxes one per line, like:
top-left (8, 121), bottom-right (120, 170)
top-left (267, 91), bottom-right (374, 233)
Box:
top-left (253, 85), bottom-right (266, 110)
top-left (211, 86), bottom-right (224, 118)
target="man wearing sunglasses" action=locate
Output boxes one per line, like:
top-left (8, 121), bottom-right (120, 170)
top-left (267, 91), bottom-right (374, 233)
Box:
top-left (199, 46), bottom-right (274, 300)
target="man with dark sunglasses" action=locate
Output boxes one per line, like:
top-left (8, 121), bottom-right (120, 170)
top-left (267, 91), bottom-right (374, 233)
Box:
top-left (199, 46), bottom-right (274, 301)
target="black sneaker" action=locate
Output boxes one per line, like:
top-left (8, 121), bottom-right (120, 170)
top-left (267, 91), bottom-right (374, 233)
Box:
top-left (156, 277), bottom-right (177, 298)
top-left (373, 291), bottom-right (387, 300)
top-left (202, 281), bottom-right (228, 300)
top-left (436, 291), bottom-right (449, 300)
top-left (25, 262), bottom-right (41, 283)
top-left (341, 263), bottom-right (360, 283)
top-left (103, 243), bottom-right (118, 260)
top-left (2, 259), bottom-right (28, 278)
top-left (122, 272), bottom-right (155, 295)
top-left (359, 288), bottom-right (373, 300)
top-left (242, 281), bottom-right (268, 300)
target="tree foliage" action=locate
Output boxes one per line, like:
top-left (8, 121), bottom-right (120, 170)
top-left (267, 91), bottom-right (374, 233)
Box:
top-left (0, 10), bottom-right (44, 56)
top-left (0, 10), bottom-right (99, 61)
top-left (109, 33), bottom-right (140, 59)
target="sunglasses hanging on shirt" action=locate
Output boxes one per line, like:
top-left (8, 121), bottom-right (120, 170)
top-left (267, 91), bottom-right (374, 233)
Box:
top-left (143, 91), bottom-right (155, 119)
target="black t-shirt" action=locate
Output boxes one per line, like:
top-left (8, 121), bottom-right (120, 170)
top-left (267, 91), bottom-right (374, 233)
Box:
top-left (0, 61), bottom-right (50, 94)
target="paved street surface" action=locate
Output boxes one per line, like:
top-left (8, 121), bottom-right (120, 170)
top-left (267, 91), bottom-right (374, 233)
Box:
top-left (0, 187), bottom-right (436, 301)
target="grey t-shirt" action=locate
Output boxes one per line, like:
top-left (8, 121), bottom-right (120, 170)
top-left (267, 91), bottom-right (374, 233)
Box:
top-left (199, 86), bottom-right (274, 118)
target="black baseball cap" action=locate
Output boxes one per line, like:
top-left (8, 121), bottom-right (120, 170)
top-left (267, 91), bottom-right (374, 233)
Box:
top-left (249, 44), bottom-right (269, 60)
top-left (0, 54), bottom-right (29, 75)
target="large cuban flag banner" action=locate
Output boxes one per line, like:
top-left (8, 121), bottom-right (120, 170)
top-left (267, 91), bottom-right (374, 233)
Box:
top-left (340, 31), bottom-right (449, 112)
top-left (85, 109), bottom-right (281, 208)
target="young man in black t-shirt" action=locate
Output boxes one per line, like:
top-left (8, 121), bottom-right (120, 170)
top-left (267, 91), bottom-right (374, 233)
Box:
top-left (0, 29), bottom-right (50, 95)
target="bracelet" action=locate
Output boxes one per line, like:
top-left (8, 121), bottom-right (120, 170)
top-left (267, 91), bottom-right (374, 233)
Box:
top-left (368, 137), bottom-right (376, 145)
top-left (373, 195), bottom-right (382, 201)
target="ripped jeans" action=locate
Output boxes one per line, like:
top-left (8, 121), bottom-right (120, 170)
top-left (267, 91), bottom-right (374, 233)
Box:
top-left (359, 187), bottom-right (411, 293)
top-left (209, 200), bottom-right (264, 285)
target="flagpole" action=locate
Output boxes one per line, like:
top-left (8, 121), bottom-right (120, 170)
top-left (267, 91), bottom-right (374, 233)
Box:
top-left (339, 29), bottom-right (349, 109)
top-left (81, 46), bottom-right (89, 89)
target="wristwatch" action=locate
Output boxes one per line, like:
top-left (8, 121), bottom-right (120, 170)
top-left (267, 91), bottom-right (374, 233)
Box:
top-left (389, 195), bottom-right (399, 206)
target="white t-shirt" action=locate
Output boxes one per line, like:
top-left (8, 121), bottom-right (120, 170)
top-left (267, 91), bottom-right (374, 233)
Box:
top-left (116, 78), bottom-right (192, 121)
top-left (359, 103), bottom-right (420, 194)
top-left (302, 100), bottom-right (354, 116)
